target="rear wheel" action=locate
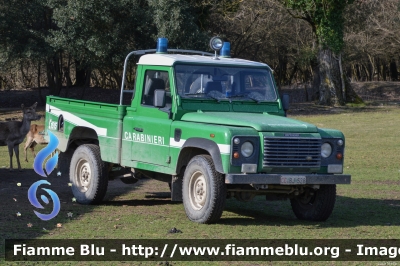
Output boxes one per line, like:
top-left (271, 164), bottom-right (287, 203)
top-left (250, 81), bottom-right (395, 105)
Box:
top-left (182, 155), bottom-right (226, 224)
top-left (69, 144), bottom-right (108, 204)
top-left (290, 185), bottom-right (336, 221)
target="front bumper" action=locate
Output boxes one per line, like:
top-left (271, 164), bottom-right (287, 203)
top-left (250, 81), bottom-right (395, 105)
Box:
top-left (225, 174), bottom-right (351, 185)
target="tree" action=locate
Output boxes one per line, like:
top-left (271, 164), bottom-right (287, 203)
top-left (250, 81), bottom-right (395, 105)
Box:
top-left (345, 0), bottom-right (400, 82)
top-left (206, 0), bottom-right (317, 96)
top-left (48, 0), bottom-right (155, 89)
top-left (147, 0), bottom-right (210, 50)
top-left (0, 0), bottom-right (60, 96)
top-left (280, 0), bottom-right (362, 105)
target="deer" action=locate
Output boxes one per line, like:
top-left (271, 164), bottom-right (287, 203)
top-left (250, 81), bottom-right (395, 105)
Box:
top-left (0, 103), bottom-right (40, 171)
top-left (24, 124), bottom-right (47, 162)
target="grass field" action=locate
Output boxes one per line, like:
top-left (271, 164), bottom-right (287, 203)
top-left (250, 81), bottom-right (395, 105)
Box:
top-left (0, 105), bottom-right (399, 265)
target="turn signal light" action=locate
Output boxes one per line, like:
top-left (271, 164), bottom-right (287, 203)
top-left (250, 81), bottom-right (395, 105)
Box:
top-left (336, 153), bottom-right (343, 160)
top-left (233, 152), bottom-right (240, 159)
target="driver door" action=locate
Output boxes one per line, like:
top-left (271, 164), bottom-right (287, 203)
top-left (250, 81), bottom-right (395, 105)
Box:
top-left (129, 68), bottom-right (172, 167)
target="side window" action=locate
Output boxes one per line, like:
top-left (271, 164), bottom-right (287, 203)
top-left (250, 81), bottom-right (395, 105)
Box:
top-left (142, 70), bottom-right (168, 106)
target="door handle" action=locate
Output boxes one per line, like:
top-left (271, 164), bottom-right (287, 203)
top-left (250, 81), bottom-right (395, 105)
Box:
top-left (134, 127), bottom-right (143, 132)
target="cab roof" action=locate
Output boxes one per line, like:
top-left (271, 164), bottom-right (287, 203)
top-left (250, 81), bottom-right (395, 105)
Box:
top-left (137, 53), bottom-right (271, 69)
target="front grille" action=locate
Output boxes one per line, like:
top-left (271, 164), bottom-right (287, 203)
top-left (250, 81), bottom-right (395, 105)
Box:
top-left (263, 137), bottom-right (321, 168)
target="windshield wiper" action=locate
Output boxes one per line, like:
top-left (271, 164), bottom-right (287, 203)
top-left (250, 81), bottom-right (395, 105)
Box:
top-left (207, 94), bottom-right (222, 102)
top-left (228, 94), bottom-right (261, 104)
top-left (184, 92), bottom-right (221, 102)
top-left (184, 93), bottom-right (207, 96)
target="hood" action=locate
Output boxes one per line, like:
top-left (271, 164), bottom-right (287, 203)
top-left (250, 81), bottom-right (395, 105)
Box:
top-left (181, 112), bottom-right (318, 133)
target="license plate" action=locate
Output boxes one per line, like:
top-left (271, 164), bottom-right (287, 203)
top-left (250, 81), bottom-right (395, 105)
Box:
top-left (280, 175), bottom-right (306, 185)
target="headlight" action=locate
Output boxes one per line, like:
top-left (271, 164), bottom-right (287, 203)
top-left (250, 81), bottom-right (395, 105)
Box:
top-left (241, 141), bottom-right (254, 157)
top-left (321, 143), bottom-right (332, 158)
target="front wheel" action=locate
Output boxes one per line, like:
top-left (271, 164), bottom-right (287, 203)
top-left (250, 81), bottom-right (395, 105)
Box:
top-left (182, 155), bottom-right (226, 224)
top-left (290, 185), bottom-right (336, 221)
top-left (69, 144), bottom-right (108, 204)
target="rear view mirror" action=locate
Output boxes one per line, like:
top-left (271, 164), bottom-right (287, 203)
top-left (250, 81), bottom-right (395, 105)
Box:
top-left (212, 75), bottom-right (228, 81)
top-left (154, 89), bottom-right (166, 108)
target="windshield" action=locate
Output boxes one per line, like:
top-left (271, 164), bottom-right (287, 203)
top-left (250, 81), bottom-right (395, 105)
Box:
top-left (174, 64), bottom-right (277, 102)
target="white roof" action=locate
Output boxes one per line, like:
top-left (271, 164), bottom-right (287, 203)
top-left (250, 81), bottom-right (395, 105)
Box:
top-left (137, 53), bottom-right (270, 68)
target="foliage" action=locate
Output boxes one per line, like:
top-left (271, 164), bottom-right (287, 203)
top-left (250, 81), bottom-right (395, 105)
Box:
top-left (344, 0), bottom-right (400, 82)
top-left (147, 0), bottom-right (210, 50)
top-left (0, 0), bottom-right (399, 103)
top-left (278, 0), bottom-right (361, 106)
top-left (281, 0), bottom-right (355, 52)
top-left (0, 0), bottom-right (214, 91)
top-left (48, 0), bottom-right (154, 72)
top-left (0, 0), bottom-right (52, 69)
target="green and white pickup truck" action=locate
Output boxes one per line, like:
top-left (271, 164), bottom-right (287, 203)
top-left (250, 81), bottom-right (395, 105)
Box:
top-left (45, 37), bottom-right (351, 224)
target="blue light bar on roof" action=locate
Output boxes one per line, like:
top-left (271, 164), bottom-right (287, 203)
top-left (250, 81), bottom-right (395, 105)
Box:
top-left (156, 38), bottom-right (168, 53)
top-left (220, 42), bottom-right (231, 58)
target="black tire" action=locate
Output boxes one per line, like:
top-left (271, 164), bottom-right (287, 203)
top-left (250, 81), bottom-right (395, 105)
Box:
top-left (290, 185), bottom-right (336, 221)
top-left (58, 149), bottom-right (74, 176)
top-left (182, 155), bottom-right (226, 224)
top-left (69, 144), bottom-right (108, 204)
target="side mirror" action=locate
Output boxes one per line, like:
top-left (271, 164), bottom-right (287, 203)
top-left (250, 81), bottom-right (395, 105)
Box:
top-left (282, 93), bottom-right (290, 115)
top-left (154, 89), bottom-right (166, 108)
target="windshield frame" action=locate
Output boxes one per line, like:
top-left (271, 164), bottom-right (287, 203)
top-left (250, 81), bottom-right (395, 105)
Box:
top-left (173, 63), bottom-right (278, 103)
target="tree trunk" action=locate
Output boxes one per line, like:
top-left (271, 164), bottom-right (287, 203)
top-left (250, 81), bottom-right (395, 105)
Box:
top-left (316, 48), bottom-right (363, 106)
top-left (78, 68), bottom-right (91, 100)
top-left (344, 75), bottom-right (363, 104)
top-left (317, 48), bottom-right (344, 106)
top-left (390, 59), bottom-right (398, 81)
top-left (37, 62), bottom-right (44, 105)
top-left (112, 70), bottom-right (122, 90)
top-left (46, 61), bottom-right (55, 90)
top-left (355, 65), bottom-right (361, 81)
top-left (367, 57), bottom-right (374, 81)
top-left (288, 62), bottom-right (298, 85)
top-left (75, 60), bottom-right (91, 87)
top-left (338, 53), bottom-right (346, 102)
top-left (45, 53), bottom-right (63, 96)
top-left (310, 58), bottom-right (320, 101)
top-left (375, 57), bottom-right (380, 81)
top-left (277, 51), bottom-right (288, 86)
top-left (64, 55), bottom-right (73, 89)
top-left (85, 68), bottom-right (91, 87)
top-left (382, 60), bottom-right (387, 81)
